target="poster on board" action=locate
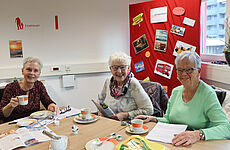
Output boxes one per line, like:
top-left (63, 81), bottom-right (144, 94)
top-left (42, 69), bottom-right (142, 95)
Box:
top-left (133, 34), bottom-right (149, 54)
top-left (9, 40), bottom-right (23, 58)
top-left (154, 59), bottom-right (174, 79)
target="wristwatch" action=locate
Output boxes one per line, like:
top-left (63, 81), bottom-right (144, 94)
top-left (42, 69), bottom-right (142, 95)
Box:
top-left (199, 130), bottom-right (205, 140)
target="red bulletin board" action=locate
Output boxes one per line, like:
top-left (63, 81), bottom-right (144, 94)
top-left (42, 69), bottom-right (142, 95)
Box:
top-left (129, 0), bottom-right (201, 96)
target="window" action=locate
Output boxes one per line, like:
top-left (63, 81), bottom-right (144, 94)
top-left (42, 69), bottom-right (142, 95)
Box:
top-left (219, 2), bottom-right (226, 7)
top-left (219, 24), bottom-right (224, 30)
top-left (219, 13), bottom-right (225, 18)
top-left (201, 0), bottom-right (227, 57)
top-left (219, 35), bottom-right (224, 38)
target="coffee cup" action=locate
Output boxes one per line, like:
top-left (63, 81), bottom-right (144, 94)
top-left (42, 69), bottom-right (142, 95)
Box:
top-left (49, 135), bottom-right (68, 150)
top-left (80, 108), bottom-right (91, 120)
top-left (131, 119), bottom-right (143, 132)
top-left (17, 95), bottom-right (28, 105)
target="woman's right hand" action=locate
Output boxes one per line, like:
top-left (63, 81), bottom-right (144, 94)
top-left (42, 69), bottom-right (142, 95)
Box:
top-left (9, 97), bottom-right (19, 108)
top-left (135, 115), bottom-right (155, 123)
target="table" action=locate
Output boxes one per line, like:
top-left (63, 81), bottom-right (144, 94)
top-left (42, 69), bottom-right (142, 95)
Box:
top-left (0, 116), bottom-right (126, 150)
top-left (0, 116), bottom-right (230, 150)
top-left (116, 122), bottom-right (230, 150)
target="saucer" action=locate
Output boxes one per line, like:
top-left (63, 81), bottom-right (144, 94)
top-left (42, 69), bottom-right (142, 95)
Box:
top-left (30, 110), bottom-right (53, 119)
top-left (85, 138), bottom-right (118, 150)
top-left (17, 119), bottom-right (37, 127)
top-left (125, 125), bottom-right (148, 134)
top-left (74, 114), bottom-right (98, 124)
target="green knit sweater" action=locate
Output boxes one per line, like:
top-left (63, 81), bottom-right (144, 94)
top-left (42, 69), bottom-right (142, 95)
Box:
top-left (157, 80), bottom-right (230, 140)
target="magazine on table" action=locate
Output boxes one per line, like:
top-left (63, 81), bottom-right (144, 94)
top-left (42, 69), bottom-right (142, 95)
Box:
top-left (91, 99), bottom-right (115, 118)
top-left (0, 127), bottom-right (50, 150)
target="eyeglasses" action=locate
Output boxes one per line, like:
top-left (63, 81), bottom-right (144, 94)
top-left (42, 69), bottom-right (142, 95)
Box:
top-left (111, 65), bottom-right (128, 71)
top-left (176, 68), bottom-right (198, 74)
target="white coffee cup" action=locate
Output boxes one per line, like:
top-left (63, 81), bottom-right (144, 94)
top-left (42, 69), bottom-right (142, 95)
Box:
top-left (80, 108), bottom-right (91, 120)
top-left (49, 135), bottom-right (68, 150)
top-left (131, 119), bottom-right (144, 132)
top-left (17, 95), bottom-right (28, 105)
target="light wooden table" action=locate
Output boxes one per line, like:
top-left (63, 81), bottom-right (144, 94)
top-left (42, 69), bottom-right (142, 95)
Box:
top-left (116, 122), bottom-right (230, 150)
top-left (1, 117), bottom-right (230, 150)
top-left (0, 116), bottom-right (126, 150)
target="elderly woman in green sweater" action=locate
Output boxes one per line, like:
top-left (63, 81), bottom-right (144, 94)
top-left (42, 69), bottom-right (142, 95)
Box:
top-left (136, 51), bottom-right (230, 146)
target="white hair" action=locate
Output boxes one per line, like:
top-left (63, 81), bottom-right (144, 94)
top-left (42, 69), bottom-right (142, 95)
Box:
top-left (23, 56), bottom-right (43, 70)
top-left (108, 52), bottom-right (131, 66)
top-left (175, 51), bottom-right (201, 68)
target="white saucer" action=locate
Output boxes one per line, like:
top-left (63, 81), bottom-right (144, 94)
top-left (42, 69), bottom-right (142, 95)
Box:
top-left (17, 119), bottom-right (37, 127)
top-left (125, 125), bottom-right (149, 134)
top-left (73, 114), bottom-right (98, 124)
top-left (30, 110), bottom-right (53, 119)
top-left (85, 138), bottom-right (118, 150)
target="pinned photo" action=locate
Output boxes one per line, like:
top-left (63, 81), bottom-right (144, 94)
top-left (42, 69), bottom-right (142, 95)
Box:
top-left (154, 59), bottom-right (174, 79)
top-left (133, 34), bottom-right (149, 54)
top-left (9, 40), bottom-right (23, 58)
top-left (173, 40), bottom-right (196, 56)
top-left (154, 30), bottom-right (168, 52)
top-left (170, 25), bottom-right (185, 36)
top-left (150, 6), bottom-right (167, 23)
top-left (135, 61), bottom-right (145, 73)
top-left (183, 17), bottom-right (195, 27)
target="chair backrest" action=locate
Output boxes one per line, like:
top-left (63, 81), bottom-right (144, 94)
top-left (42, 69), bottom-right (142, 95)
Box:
top-left (211, 85), bottom-right (227, 106)
top-left (139, 80), bottom-right (169, 117)
top-left (215, 90), bottom-right (226, 106)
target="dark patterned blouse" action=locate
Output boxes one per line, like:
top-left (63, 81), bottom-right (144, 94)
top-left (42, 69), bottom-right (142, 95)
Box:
top-left (0, 81), bottom-right (55, 123)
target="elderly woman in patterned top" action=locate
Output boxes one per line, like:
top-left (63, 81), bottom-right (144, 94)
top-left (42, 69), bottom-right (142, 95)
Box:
top-left (99, 52), bottom-right (153, 121)
top-left (0, 57), bottom-right (59, 123)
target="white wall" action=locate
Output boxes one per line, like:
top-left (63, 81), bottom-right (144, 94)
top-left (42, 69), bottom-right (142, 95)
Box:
top-left (0, 0), bottom-right (145, 112)
top-left (0, 0), bottom-right (129, 69)
top-left (39, 73), bottom-right (110, 112)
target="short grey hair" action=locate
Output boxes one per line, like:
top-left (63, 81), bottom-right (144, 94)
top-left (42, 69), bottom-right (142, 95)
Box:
top-left (23, 57), bottom-right (43, 70)
top-left (108, 52), bottom-right (131, 66)
top-left (175, 51), bottom-right (201, 68)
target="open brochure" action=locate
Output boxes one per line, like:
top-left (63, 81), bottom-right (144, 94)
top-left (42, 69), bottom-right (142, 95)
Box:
top-left (115, 135), bottom-right (170, 150)
top-left (0, 127), bottom-right (50, 150)
top-left (145, 122), bottom-right (188, 143)
top-left (91, 99), bottom-right (115, 118)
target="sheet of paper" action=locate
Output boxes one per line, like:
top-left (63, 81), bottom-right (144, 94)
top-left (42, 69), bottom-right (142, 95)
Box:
top-left (145, 122), bottom-right (187, 143)
top-left (150, 6), bottom-right (167, 23)
top-left (183, 17), bottom-right (195, 27)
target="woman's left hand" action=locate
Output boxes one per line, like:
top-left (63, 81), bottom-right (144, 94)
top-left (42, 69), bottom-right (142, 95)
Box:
top-left (48, 103), bottom-right (60, 115)
top-left (172, 130), bottom-right (200, 146)
top-left (113, 112), bottom-right (129, 121)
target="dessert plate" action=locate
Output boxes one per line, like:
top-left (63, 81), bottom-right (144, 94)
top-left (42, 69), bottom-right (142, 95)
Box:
top-left (17, 119), bottom-right (37, 127)
top-left (85, 138), bottom-right (118, 150)
top-left (125, 124), bottom-right (149, 134)
top-left (30, 110), bottom-right (53, 119)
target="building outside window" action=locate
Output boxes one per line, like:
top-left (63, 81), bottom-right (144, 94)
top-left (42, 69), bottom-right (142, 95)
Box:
top-left (201, 0), bottom-right (226, 55)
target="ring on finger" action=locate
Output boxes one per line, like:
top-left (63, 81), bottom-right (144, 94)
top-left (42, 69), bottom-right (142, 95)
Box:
top-left (184, 138), bottom-right (188, 142)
